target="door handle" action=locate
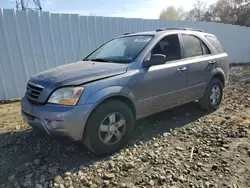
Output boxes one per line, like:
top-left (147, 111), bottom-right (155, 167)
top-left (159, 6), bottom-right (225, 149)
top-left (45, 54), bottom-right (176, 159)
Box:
top-left (177, 67), bottom-right (187, 72)
top-left (208, 60), bottom-right (217, 64)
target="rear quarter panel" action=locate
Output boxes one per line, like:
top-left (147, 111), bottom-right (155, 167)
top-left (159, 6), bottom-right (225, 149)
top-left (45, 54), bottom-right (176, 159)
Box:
top-left (216, 53), bottom-right (230, 85)
top-left (200, 34), bottom-right (229, 85)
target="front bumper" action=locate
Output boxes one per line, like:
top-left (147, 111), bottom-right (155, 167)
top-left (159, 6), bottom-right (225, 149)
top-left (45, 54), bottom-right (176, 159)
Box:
top-left (21, 96), bottom-right (96, 141)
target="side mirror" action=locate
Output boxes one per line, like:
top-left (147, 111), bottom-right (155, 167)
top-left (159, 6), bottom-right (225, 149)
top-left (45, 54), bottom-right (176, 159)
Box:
top-left (144, 54), bottom-right (166, 67)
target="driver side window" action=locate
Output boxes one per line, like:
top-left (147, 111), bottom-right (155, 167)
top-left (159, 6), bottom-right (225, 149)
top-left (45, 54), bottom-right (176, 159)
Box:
top-left (150, 34), bottom-right (182, 62)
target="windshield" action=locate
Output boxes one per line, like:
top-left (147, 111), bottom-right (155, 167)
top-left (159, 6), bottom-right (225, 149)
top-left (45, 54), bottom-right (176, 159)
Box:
top-left (85, 35), bottom-right (153, 63)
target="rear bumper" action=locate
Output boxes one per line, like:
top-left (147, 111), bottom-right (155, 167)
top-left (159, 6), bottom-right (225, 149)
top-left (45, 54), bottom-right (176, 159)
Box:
top-left (21, 96), bottom-right (96, 141)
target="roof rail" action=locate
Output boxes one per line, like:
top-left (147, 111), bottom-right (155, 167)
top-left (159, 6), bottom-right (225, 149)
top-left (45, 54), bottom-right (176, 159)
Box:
top-left (156, 27), bottom-right (204, 32)
top-left (124, 32), bottom-right (133, 35)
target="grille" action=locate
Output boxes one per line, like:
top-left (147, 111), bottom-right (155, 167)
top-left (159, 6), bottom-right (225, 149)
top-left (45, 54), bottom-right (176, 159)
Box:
top-left (26, 82), bottom-right (44, 103)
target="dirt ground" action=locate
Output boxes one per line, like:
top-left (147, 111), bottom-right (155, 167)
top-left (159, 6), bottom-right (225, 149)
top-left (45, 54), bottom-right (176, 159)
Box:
top-left (0, 66), bottom-right (250, 188)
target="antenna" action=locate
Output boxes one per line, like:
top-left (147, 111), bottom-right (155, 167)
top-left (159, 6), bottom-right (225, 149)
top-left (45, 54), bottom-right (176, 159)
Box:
top-left (16, 0), bottom-right (42, 11)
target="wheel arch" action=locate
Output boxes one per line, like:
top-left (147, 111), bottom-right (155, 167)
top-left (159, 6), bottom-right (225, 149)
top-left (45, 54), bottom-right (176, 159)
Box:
top-left (99, 95), bottom-right (136, 119)
top-left (82, 86), bottom-right (137, 135)
top-left (213, 73), bottom-right (225, 87)
top-left (211, 68), bottom-right (226, 87)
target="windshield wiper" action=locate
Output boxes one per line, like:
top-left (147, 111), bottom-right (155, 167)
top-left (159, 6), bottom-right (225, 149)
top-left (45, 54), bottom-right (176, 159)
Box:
top-left (89, 58), bottom-right (112, 62)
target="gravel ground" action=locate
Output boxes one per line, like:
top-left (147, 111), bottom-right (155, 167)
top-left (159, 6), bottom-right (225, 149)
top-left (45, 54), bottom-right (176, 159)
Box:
top-left (0, 66), bottom-right (250, 188)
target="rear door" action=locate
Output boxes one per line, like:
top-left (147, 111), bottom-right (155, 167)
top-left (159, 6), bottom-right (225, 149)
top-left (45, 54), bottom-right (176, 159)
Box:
top-left (180, 34), bottom-right (216, 100)
top-left (205, 35), bottom-right (229, 84)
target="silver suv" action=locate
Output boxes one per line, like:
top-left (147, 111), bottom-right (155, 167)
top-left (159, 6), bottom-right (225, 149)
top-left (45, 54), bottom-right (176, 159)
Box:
top-left (21, 28), bottom-right (229, 155)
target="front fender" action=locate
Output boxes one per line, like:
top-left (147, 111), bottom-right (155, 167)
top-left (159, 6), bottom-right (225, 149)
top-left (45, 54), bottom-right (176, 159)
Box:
top-left (84, 86), bottom-right (135, 104)
top-left (78, 86), bottom-right (135, 137)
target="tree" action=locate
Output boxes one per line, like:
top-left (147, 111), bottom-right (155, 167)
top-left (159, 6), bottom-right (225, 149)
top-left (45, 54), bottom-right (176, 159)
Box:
top-left (185, 0), bottom-right (212, 21)
top-left (202, 10), bottom-right (214, 22)
top-left (211, 0), bottom-right (238, 24)
top-left (211, 0), bottom-right (250, 25)
top-left (159, 0), bottom-right (250, 26)
top-left (159, 6), bottom-right (185, 20)
top-left (235, 1), bottom-right (250, 26)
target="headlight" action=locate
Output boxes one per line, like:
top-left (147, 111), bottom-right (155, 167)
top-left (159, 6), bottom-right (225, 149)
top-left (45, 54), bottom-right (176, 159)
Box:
top-left (48, 86), bottom-right (84, 105)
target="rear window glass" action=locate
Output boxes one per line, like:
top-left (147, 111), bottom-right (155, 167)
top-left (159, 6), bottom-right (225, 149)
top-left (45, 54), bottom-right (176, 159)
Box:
top-left (206, 36), bottom-right (224, 53)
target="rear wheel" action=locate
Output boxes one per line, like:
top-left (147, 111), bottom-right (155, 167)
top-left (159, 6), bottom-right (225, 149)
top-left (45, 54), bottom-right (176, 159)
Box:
top-left (199, 78), bottom-right (223, 112)
top-left (83, 100), bottom-right (134, 155)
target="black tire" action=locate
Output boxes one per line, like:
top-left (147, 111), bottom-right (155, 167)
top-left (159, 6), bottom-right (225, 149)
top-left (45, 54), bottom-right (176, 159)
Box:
top-left (199, 78), bottom-right (223, 112)
top-left (83, 100), bottom-right (134, 155)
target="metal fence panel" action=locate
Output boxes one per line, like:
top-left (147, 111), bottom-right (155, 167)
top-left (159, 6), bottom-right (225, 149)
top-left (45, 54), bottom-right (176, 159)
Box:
top-left (1, 9), bottom-right (250, 100)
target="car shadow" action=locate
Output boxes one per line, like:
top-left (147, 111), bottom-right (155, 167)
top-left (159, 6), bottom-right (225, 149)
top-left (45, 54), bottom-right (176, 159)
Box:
top-left (132, 102), bottom-right (206, 143)
top-left (0, 102), bottom-right (207, 187)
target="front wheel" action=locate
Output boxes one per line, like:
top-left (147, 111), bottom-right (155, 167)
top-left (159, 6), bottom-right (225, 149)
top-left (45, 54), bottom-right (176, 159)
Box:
top-left (83, 100), bottom-right (134, 155)
top-left (199, 78), bottom-right (223, 112)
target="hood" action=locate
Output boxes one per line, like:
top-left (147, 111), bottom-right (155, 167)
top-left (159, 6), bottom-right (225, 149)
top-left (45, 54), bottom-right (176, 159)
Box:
top-left (30, 61), bottom-right (128, 87)
top-left (28, 61), bottom-right (129, 103)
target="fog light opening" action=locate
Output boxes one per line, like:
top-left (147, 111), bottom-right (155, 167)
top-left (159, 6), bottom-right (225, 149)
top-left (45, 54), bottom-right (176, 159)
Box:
top-left (50, 120), bottom-right (58, 129)
top-left (46, 120), bottom-right (58, 129)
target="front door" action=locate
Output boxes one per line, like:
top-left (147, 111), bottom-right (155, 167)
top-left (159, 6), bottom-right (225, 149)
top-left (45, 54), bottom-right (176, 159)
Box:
top-left (132, 34), bottom-right (188, 117)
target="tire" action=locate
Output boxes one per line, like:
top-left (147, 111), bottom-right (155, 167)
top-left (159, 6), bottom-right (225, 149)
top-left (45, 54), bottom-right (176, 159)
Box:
top-left (199, 78), bottom-right (223, 112)
top-left (83, 100), bottom-right (134, 155)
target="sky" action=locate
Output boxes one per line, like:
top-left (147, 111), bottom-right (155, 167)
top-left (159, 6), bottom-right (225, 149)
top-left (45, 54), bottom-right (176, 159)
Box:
top-left (1, 0), bottom-right (218, 19)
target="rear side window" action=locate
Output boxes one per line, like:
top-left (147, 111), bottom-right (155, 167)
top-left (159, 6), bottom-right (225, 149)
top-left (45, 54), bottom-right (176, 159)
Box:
top-left (201, 42), bottom-right (211, 55)
top-left (182, 35), bottom-right (203, 58)
top-left (205, 36), bottom-right (224, 53)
